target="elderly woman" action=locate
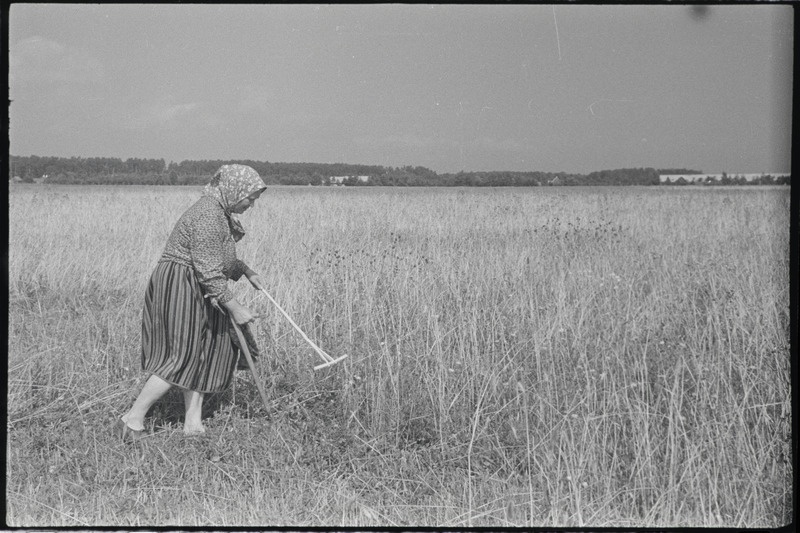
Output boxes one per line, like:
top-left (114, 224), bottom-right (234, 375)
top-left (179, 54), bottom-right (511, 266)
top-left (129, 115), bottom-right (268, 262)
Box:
top-left (119, 164), bottom-right (267, 440)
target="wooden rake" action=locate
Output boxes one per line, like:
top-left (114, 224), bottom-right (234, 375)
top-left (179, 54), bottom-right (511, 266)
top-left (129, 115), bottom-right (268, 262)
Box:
top-left (257, 288), bottom-right (348, 370)
top-left (230, 288), bottom-right (348, 409)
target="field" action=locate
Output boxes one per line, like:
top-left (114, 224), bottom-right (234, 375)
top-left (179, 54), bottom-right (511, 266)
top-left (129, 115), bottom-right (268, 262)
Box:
top-left (7, 184), bottom-right (792, 527)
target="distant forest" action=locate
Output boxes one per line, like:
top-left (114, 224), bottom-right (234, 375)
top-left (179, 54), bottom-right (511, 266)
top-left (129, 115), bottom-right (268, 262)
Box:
top-left (7, 155), bottom-right (788, 186)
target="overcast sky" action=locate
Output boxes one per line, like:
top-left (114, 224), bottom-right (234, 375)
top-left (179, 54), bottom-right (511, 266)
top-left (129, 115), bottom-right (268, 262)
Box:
top-left (9, 4), bottom-right (793, 174)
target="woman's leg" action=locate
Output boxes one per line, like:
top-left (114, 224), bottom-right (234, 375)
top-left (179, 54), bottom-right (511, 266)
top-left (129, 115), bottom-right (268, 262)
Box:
top-left (122, 374), bottom-right (172, 431)
top-left (183, 389), bottom-right (206, 434)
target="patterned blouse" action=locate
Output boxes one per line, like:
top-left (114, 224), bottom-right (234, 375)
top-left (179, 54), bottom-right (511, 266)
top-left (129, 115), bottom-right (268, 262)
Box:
top-left (160, 195), bottom-right (249, 304)
top-left (159, 164), bottom-right (266, 304)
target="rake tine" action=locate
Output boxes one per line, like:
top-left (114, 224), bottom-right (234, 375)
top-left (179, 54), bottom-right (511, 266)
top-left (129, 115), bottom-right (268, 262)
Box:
top-left (313, 354), bottom-right (349, 371)
top-left (229, 316), bottom-right (270, 410)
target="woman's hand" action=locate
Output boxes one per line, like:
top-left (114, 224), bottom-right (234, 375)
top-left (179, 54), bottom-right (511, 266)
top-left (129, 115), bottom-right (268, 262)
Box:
top-left (223, 298), bottom-right (256, 325)
top-left (246, 271), bottom-right (265, 292)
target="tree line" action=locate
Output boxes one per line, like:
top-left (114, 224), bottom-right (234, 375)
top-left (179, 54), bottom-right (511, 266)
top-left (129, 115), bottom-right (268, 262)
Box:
top-left (7, 155), bottom-right (788, 187)
top-left (662, 173), bottom-right (790, 186)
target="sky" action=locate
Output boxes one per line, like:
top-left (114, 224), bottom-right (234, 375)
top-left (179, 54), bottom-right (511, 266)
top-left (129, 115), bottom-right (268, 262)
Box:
top-left (8, 4), bottom-right (793, 175)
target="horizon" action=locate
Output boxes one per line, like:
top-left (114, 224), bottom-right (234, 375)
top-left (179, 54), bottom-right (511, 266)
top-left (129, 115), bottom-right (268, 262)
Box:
top-left (9, 152), bottom-right (790, 178)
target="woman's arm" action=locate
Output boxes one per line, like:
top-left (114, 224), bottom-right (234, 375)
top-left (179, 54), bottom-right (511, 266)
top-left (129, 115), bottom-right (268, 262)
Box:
top-left (233, 260), bottom-right (266, 292)
top-left (190, 209), bottom-right (237, 303)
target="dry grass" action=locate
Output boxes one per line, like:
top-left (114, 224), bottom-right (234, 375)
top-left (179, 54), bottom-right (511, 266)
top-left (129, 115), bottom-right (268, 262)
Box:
top-left (7, 183), bottom-right (792, 527)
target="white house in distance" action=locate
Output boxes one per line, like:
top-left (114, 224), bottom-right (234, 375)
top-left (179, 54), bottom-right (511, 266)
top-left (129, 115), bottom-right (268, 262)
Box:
top-left (659, 173), bottom-right (790, 184)
top-left (329, 175), bottom-right (370, 185)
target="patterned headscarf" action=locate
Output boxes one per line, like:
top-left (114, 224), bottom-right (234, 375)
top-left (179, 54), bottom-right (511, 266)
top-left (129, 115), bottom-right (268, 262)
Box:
top-left (203, 164), bottom-right (267, 241)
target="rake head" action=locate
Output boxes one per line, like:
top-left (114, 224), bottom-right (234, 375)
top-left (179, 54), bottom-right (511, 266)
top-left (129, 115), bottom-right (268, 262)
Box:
top-left (313, 353), bottom-right (349, 370)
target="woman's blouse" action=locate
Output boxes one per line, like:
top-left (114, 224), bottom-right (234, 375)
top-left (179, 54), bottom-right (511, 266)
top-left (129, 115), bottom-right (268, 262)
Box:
top-left (160, 195), bottom-right (249, 303)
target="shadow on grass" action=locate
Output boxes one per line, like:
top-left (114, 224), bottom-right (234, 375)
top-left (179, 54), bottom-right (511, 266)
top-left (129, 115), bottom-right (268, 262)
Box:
top-left (145, 354), bottom-right (303, 430)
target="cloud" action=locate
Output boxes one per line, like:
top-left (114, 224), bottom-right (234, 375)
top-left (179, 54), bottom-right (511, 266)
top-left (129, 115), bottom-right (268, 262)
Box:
top-left (353, 133), bottom-right (527, 157)
top-left (353, 133), bottom-right (460, 151)
top-left (116, 101), bottom-right (204, 130)
top-left (472, 136), bottom-right (525, 153)
top-left (10, 36), bottom-right (104, 85)
top-left (236, 85), bottom-right (278, 114)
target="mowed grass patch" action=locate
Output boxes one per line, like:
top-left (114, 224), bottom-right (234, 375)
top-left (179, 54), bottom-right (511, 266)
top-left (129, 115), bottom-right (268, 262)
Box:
top-left (7, 184), bottom-right (792, 527)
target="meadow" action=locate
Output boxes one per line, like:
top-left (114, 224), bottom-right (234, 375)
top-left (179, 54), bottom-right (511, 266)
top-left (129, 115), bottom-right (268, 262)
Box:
top-left (6, 183), bottom-right (792, 527)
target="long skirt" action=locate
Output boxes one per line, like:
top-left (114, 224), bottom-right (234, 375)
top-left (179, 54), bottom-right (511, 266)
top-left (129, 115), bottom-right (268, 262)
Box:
top-left (141, 261), bottom-right (239, 393)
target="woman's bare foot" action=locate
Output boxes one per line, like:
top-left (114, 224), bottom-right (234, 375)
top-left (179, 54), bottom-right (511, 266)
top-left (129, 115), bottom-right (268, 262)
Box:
top-left (118, 418), bottom-right (144, 443)
top-left (183, 389), bottom-right (206, 436)
top-left (183, 422), bottom-right (206, 436)
top-left (121, 413), bottom-right (145, 432)
top-left (123, 375), bottom-right (172, 432)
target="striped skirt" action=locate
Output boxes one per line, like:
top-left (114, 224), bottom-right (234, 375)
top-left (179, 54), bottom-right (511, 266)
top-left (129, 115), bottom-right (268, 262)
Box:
top-left (141, 260), bottom-right (238, 393)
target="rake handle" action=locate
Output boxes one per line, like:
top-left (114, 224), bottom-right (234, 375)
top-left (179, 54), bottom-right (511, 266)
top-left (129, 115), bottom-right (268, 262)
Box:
top-left (258, 288), bottom-right (334, 364)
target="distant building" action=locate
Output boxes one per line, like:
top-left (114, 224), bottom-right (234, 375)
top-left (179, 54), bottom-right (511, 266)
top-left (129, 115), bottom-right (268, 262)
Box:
top-left (329, 175), bottom-right (370, 185)
top-left (659, 173), bottom-right (790, 184)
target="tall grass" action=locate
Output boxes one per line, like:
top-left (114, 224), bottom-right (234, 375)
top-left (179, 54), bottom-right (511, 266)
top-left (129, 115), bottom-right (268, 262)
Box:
top-left (7, 184), bottom-right (791, 527)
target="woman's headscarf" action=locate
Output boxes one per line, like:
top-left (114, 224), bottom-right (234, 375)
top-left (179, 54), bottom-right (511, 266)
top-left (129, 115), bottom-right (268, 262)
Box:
top-left (203, 164), bottom-right (267, 241)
